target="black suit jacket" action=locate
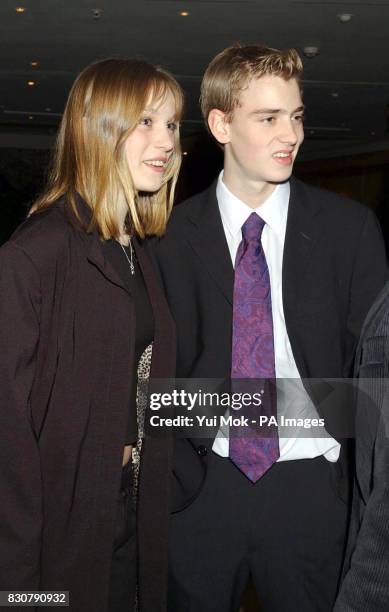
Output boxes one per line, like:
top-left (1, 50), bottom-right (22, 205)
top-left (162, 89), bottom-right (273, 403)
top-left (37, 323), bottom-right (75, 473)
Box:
top-left (334, 281), bottom-right (389, 611)
top-left (151, 177), bottom-right (388, 511)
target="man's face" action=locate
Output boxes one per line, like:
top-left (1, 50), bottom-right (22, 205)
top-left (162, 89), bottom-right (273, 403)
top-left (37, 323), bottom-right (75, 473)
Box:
top-left (219, 75), bottom-right (304, 195)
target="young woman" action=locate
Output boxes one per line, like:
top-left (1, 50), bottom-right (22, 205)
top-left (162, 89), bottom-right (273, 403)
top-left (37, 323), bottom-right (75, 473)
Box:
top-left (0, 58), bottom-right (183, 612)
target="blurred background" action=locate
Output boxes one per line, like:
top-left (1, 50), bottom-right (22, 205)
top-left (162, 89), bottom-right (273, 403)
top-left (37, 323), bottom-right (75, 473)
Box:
top-left (1, 0), bottom-right (389, 249)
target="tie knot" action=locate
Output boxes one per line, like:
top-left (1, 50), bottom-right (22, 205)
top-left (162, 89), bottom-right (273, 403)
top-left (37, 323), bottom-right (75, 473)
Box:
top-left (242, 213), bottom-right (265, 244)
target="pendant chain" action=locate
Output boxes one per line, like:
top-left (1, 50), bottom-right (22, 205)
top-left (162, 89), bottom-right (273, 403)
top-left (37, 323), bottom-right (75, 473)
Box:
top-left (120, 239), bottom-right (135, 275)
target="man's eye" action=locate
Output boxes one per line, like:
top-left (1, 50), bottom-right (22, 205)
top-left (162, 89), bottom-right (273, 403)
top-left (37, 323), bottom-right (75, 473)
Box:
top-left (261, 117), bottom-right (275, 124)
top-left (293, 115), bottom-right (305, 123)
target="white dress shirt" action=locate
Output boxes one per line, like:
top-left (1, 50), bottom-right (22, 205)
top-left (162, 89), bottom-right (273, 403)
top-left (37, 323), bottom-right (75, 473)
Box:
top-left (213, 172), bottom-right (340, 462)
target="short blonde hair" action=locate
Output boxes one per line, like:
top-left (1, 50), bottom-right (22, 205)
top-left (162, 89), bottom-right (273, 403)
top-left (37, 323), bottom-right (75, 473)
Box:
top-left (31, 58), bottom-right (184, 238)
top-left (200, 43), bottom-right (303, 124)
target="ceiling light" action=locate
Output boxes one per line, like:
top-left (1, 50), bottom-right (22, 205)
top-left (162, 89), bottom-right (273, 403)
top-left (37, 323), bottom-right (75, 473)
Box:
top-left (27, 80), bottom-right (35, 86)
top-left (183, 151), bottom-right (188, 156)
top-left (180, 11), bottom-right (189, 17)
top-left (331, 92), bottom-right (339, 98)
top-left (303, 46), bottom-right (319, 58)
top-left (30, 61), bottom-right (39, 67)
top-left (337, 13), bottom-right (353, 23)
top-left (45, 107), bottom-right (51, 112)
top-left (28, 115), bottom-right (33, 120)
top-left (15, 7), bottom-right (25, 13)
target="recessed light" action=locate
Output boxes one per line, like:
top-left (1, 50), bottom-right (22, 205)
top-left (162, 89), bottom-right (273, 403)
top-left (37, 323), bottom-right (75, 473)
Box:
top-left (15, 7), bottom-right (26, 13)
top-left (183, 151), bottom-right (188, 156)
top-left (28, 115), bottom-right (34, 120)
top-left (303, 46), bottom-right (319, 58)
top-left (27, 80), bottom-right (35, 86)
top-left (30, 61), bottom-right (39, 67)
top-left (331, 92), bottom-right (339, 98)
top-left (337, 13), bottom-right (353, 23)
top-left (45, 107), bottom-right (52, 112)
top-left (180, 11), bottom-right (189, 17)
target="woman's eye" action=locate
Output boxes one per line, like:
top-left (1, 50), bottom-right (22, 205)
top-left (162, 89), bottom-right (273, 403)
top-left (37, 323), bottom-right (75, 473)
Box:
top-left (139, 117), bottom-right (152, 126)
top-left (167, 122), bottom-right (178, 132)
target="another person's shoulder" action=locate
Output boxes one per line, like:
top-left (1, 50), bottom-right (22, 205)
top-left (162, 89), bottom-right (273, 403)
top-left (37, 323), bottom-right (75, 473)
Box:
top-left (360, 281), bottom-right (389, 341)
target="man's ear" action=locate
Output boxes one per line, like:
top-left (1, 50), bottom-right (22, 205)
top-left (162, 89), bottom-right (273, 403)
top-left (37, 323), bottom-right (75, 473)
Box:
top-left (207, 109), bottom-right (230, 145)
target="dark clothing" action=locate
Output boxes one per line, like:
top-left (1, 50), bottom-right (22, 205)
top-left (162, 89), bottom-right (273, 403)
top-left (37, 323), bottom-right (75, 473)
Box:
top-left (169, 453), bottom-right (349, 612)
top-left (151, 177), bottom-right (388, 512)
top-left (0, 197), bottom-right (175, 612)
top-left (108, 462), bottom-right (137, 612)
top-left (150, 177), bottom-right (388, 610)
top-left (334, 281), bottom-right (389, 611)
top-left (102, 239), bottom-right (154, 443)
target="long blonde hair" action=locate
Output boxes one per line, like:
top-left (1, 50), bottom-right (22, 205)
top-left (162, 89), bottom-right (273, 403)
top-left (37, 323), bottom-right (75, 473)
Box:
top-left (31, 58), bottom-right (184, 238)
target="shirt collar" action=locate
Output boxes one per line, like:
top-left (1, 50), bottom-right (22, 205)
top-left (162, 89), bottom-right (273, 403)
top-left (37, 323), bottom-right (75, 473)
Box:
top-left (216, 170), bottom-right (290, 238)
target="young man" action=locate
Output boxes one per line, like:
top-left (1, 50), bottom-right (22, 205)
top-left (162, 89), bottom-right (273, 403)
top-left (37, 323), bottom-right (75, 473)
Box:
top-left (152, 44), bottom-right (388, 611)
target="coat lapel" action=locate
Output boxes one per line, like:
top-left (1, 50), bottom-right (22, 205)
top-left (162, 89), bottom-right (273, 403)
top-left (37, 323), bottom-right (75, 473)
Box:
top-left (85, 232), bottom-right (132, 295)
top-left (282, 177), bottom-right (322, 311)
top-left (185, 184), bottom-right (234, 305)
top-left (62, 192), bottom-right (132, 294)
top-left (134, 238), bottom-right (176, 376)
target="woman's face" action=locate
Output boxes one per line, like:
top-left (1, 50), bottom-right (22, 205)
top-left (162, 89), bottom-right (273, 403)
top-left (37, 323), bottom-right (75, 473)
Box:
top-left (125, 90), bottom-right (178, 192)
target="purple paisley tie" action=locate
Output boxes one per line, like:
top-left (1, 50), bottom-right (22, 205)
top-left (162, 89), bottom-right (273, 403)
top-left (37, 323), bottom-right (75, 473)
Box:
top-left (229, 212), bottom-right (279, 482)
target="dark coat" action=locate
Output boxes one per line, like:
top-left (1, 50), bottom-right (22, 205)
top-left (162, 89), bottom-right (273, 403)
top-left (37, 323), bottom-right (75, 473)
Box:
top-left (0, 197), bottom-right (175, 611)
top-left (334, 281), bottom-right (389, 611)
top-left (150, 177), bottom-right (388, 511)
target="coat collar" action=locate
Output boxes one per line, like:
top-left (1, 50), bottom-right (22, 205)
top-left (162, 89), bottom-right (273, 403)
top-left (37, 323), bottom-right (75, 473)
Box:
top-left (65, 193), bottom-right (135, 295)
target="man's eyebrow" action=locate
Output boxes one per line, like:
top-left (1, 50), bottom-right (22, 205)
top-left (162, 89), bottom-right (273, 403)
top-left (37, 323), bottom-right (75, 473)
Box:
top-left (249, 109), bottom-right (281, 116)
top-left (249, 104), bottom-right (306, 116)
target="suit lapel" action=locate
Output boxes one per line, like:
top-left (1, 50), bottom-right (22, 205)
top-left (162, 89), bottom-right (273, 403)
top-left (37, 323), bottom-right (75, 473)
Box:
top-left (183, 179), bottom-right (323, 310)
top-left (185, 184), bottom-right (234, 305)
top-left (282, 178), bottom-right (322, 310)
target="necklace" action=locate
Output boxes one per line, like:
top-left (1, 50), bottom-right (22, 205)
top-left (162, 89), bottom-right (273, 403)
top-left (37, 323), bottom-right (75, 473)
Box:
top-left (120, 239), bottom-right (135, 275)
